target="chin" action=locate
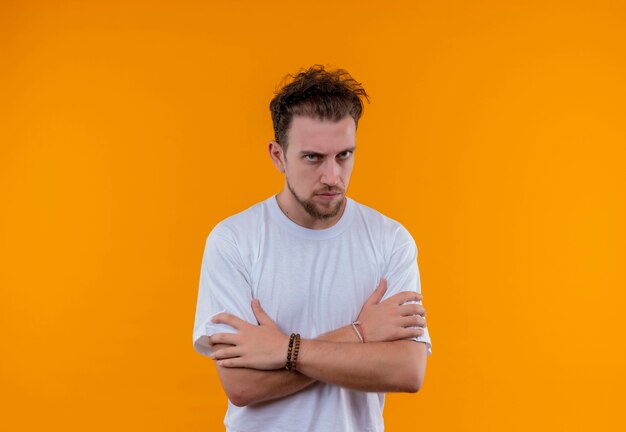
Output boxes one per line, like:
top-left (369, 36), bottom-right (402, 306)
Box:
top-left (313, 198), bottom-right (345, 219)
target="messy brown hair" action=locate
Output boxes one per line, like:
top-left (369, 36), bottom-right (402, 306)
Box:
top-left (269, 64), bottom-right (370, 150)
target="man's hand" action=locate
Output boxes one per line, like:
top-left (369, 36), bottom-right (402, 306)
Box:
top-left (356, 278), bottom-right (426, 342)
top-left (209, 299), bottom-right (289, 370)
top-left (210, 279), bottom-right (427, 371)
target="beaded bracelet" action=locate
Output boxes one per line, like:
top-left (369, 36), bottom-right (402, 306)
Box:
top-left (285, 333), bottom-right (301, 371)
top-left (285, 333), bottom-right (296, 370)
top-left (291, 334), bottom-right (301, 371)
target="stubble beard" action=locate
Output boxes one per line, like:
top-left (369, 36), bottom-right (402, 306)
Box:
top-left (286, 179), bottom-right (345, 221)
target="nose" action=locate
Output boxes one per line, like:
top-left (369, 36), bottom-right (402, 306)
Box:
top-left (320, 159), bottom-right (340, 187)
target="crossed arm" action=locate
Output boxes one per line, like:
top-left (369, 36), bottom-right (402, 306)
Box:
top-left (208, 279), bottom-right (428, 407)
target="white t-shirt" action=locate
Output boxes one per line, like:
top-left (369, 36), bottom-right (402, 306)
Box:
top-left (193, 195), bottom-right (432, 432)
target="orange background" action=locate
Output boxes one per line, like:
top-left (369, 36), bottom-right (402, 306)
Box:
top-left (1, 0), bottom-right (625, 430)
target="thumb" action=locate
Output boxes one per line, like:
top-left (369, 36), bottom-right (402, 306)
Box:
top-left (252, 299), bottom-right (272, 326)
top-left (365, 278), bottom-right (388, 305)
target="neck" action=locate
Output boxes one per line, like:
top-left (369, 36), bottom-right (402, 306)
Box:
top-left (275, 188), bottom-right (347, 230)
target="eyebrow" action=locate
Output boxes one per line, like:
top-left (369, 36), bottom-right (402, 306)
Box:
top-left (298, 147), bottom-right (356, 157)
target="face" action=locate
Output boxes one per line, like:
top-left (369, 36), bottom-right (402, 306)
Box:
top-left (270, 115), bottom-right (357, 228)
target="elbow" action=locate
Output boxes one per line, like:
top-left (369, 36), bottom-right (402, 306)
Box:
top-left (226, 387), bottom-right (254, 407)
top-left (400, 364), bottom-right (425, 393)
top-left (405, 375), bottom-right (423, 393)
top-left (227, 384), bottom-right (268, 407)
top-left (401, 373), bottom-right (424, 393)
top-left (399, 341), bottom-right (427, 393)
top-left (228, 391), bottom-right (250, 407)
top-left (230, 397), bottom-right (249, 408)
top-left (389, 368), bottom-right (423, 393)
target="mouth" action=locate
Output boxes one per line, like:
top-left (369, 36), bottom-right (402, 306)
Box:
top-left (314, 188), bottom-right (344, 195)
top-left (314, 192), bottom-right (343, 201)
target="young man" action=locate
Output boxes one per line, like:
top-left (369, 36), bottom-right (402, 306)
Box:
top-left (193, 65), bottom-right (432, 431)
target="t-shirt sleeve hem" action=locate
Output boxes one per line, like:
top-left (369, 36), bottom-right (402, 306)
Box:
top-left (193, 314), bottom-right (240, 357)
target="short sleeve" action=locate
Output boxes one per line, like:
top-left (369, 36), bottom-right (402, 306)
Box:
top-left (382, 226), bottom-right (432, 356)
top-left (192, 228), bottom-right (257, 357)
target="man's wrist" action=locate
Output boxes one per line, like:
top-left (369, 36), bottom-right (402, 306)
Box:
top-left (316, 324), bottom-right (365, 343)
top-left (351, 321), bottom-right (365, 343)
top-left (284, 333), bottom-right (301, 371)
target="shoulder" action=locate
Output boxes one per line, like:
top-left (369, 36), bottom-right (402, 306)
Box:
top-left (206, 197), bottom-right (271, 246)
top-left (350, 198), bottom-right (416, 250)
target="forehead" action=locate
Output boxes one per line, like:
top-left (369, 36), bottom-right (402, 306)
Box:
top-left (287, 115), bottom-right (356, 153)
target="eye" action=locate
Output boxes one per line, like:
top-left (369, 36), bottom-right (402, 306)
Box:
top-left (337, 151), bottom-right (353, 160)
top-left (304, 154), bottom-right (320, 162)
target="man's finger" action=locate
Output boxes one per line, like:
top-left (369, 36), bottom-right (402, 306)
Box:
top-left (364, 278), bottom-right (388, 306)
top-left (210, 346), bottom-right (242, 361)
top-left (252, 299), bottom-right (273, 326)
top-left (216, 358), bottom-right (245, 368)
top-left (399, 303), bottom-right (426, 317)
top-left (211, 312), bottom-right (246, 330)
top-left (400, 327), bottom-right (425, 339)
top-left (387, 291), bottom-right (422, 305)
top-left (399, 315), bottom-right (427, 328)
top-left (208, 333), bottom-right (238, 346)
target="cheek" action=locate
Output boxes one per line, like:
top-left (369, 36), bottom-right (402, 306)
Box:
top-left (341, 163), bottom-right (354, 182)
top-left (286, 165), bottom-right (316, 186)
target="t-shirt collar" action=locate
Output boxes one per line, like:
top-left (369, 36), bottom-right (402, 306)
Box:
top-left (267, 194), bottom-right (354, 240)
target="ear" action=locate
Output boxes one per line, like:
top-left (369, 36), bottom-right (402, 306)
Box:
top-left (268, 140), bottom-right (286, 173)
